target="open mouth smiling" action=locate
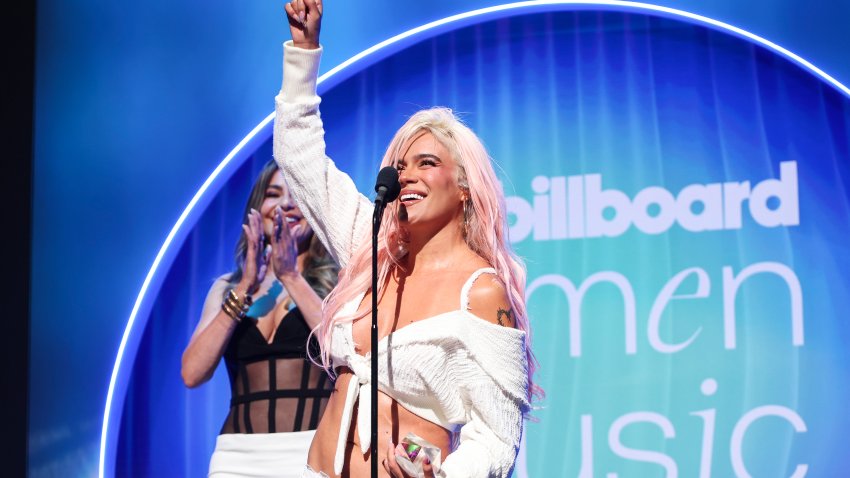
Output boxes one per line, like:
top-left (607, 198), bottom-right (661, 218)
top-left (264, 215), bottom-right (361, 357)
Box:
top-left (283, 214), bottom-right (303, 229)
top-left (400, 191), bottom-right (426, 204)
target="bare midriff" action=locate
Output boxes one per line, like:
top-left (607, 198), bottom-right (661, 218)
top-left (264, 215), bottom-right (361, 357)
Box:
top-left (306, 367), bottom-right (450, 477)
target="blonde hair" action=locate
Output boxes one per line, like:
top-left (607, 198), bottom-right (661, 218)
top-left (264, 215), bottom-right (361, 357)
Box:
top-left (317, 108), bottom-right (541, 402)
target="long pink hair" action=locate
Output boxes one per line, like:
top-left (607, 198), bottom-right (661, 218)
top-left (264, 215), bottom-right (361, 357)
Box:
top-left (317, 107), bottom-right (542, 402)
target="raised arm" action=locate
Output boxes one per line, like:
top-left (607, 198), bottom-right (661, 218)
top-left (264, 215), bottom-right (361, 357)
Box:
top-left (274, 0), bottom-right (372, 268)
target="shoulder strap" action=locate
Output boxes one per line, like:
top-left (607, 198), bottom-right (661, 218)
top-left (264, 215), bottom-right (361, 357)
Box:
top-left (460, 267), bottom-right (497, 310)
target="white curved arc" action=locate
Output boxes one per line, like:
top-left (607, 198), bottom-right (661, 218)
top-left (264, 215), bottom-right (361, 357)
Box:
top-left (100, 1), bottom-right (850, 477)
top-left (319, 1), bottom-right (850, 98)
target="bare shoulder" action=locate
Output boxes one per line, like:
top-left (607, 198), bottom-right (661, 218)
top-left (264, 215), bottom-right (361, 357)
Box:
top-left (206, 275), bottom-right (232, 298)
top-left (466, 273), bottom-right (516, 328)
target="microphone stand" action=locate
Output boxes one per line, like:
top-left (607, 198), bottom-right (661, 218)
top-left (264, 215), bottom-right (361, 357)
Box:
top-left (371, 199), bottom-right (384, 478)
top-left (370, 166), bottom-right (398, 478)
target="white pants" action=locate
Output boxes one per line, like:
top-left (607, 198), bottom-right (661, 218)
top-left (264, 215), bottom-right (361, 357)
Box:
top-left (208, 430), bottom-right (316, 478)
top-left (301, 465), bottom-right (330, 478)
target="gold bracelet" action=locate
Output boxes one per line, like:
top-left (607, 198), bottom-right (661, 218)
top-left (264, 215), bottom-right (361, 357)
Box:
top-left (221, 298), bottom-right (242, 322)
top-left (225, 295), bottom-right (245, 316)
top-left (229, 289), bottom-right (253, 312)
top-left (222, 288), bottom-right (253, 322)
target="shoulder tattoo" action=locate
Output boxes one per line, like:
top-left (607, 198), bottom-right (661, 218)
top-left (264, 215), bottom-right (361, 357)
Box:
top-left (496, 307), bottom-right (514, 327)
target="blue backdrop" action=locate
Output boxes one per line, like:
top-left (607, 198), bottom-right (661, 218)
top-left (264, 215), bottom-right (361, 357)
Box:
top-left (31, 1), bottom-right (850, 477)
top-left (112, 7), bottom-right (849, 478)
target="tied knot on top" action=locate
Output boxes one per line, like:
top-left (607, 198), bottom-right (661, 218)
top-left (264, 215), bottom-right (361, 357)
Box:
top-left (334, 352), bottom-right (374, 474)
top-left (348, 353), bottom-right (371, 384)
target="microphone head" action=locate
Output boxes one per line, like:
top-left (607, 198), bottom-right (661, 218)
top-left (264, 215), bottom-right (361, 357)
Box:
top-left (375, 166), bottom-right (401, 202)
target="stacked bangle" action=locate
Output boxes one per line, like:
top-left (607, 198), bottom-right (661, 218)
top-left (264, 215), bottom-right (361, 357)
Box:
top-left (222, 288), bottom-right (252, 322)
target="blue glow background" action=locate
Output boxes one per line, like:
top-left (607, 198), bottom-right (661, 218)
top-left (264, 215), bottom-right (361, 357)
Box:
top-left (31, 1), bottom-right (850, 477)
top-left (112, 10), bottom-right (848, 477)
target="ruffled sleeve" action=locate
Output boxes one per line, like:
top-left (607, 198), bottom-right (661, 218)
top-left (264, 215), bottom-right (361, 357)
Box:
top-left (273, 41), bottom-right (372, 268)
top-left (439, 318), bottom-right (530, 477)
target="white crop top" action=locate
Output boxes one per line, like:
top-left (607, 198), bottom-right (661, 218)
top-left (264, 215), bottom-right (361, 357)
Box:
top-left (328, 268), bottom-right (526, 475)
top-left (274, 41), bottom-right (530, 477)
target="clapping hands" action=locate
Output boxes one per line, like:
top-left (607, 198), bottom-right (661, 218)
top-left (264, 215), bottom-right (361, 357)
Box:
top-left (241, 205), bottom-right (303, 293)
top-left (270, 205), bottom-right (300, 281)
top-left (241, 209), bottom-right (269, 294)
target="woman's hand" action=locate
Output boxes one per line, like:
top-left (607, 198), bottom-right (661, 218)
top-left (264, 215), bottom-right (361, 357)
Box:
top-left (239, 208), bottom-right (269, 295)
top-left (383, 441), bottom-right (436, 478)
top-left (285, 0), bottom-right (322, 50)
top-left (270, 204), bottom-right (325, 329)
top-left (270, 206), bottom-right (299, 280)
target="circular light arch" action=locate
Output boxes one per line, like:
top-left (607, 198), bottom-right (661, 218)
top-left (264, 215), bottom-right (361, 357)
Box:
top-left (99, 1), bottom-right (850, 476)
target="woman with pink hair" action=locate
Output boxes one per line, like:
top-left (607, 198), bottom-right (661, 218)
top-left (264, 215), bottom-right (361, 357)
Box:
top-left (276, 1), bottom-right (539, 476)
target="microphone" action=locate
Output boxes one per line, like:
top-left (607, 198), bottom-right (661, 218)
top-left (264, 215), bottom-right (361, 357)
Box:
top-left (374, 166), bottom-right (401, 206)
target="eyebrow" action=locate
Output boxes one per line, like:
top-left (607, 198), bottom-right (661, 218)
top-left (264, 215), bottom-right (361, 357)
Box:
top-left (266, 185), bottom-right (284, 191)
top-left (398, 153), bottom-right (443, 164)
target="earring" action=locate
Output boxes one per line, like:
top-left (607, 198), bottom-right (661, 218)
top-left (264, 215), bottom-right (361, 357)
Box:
top-left (395, 226), bottom-right (411, 255)
top-left (461, 196), bottom-right (471, 239)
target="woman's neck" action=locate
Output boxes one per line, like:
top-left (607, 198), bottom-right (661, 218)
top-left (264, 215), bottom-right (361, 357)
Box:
top-left (402, 222), bottom-right (475, 274)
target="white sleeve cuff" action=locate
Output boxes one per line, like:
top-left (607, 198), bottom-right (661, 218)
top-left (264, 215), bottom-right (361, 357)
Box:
top-left (281, 41), bottom-right (323, 101)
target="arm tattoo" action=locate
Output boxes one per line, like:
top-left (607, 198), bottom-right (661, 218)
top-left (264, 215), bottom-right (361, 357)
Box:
top-left (496, 307), bottom-right (514, 327)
